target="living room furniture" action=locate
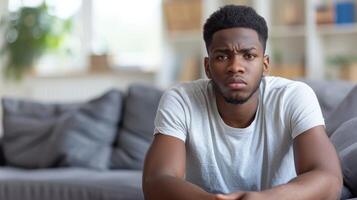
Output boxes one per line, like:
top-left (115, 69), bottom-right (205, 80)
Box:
top-left (0, 79), bottom-right (356, 200)
top-left (0, 83), bottom-right (163, 200)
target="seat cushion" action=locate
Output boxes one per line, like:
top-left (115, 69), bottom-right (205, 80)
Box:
top-left (0, 167), bottom-right (143, 200)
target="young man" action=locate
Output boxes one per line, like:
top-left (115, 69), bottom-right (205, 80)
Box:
top-left (143, 5), bottom-right (342, 200)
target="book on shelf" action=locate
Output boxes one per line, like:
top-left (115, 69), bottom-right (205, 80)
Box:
top-left (163, 0), bottom-right (202, 33)
top-left (335, 0), bottom-right (355, 24)
top-left (316, 0), bottom-right (355, 25)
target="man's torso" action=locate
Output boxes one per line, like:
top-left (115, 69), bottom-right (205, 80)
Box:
top-left (154, 76), bottom-right (324, 193)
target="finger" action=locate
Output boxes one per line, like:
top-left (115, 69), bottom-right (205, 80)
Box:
top-left (215, 194), bottom-right (235, 200)
top-left (215, 192), bottom-right (245, 200)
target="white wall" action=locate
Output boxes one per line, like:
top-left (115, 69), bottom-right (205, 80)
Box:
top-left (0, 70), bottom-right (156, 136)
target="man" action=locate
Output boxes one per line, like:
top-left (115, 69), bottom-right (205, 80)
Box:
top-left (143, 5), bottom-right (342, 200)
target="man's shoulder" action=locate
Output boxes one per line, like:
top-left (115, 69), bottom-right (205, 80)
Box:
top-left (166, 79), bottom-right (210, 96)
top-left (264, 76), bottom-right (311, 93)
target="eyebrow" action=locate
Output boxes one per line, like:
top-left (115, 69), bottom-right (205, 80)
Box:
top-left (212, 47), bottom-right (257, 54)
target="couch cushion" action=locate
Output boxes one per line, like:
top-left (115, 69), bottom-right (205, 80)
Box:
top-left (2, 89), bottom-right (123, 170)
top-left (2, 100), bottom-right (75, 168)
top-left (331, 118), bottom-right (357, 153)
top-left (330, 118), bottom-right (357, 196)
top-left (340, 145), bottom-right (357, 197)
top-left (0, 167), bottom-right (143, 200)
top-left (0, 139), bottom-right (5, 166)
top-left (326, 85), bottom-right (357, 136)
top-left (56, 90), bottom-right (123, 169)
top-left (111, 84), bottom-right (163, 169)
top-left (341, 185), bottom-right (353, 200)
top-left (299, 79), bottom-right (354, 119)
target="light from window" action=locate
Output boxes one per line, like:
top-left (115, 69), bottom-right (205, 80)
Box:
top-left (92, 0), bottom-right (162, 70)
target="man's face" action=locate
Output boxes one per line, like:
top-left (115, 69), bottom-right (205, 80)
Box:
top-left (204, 27), bottom-right (269, 104)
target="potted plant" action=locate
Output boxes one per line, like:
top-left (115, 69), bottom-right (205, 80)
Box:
top-left (0, 3), bottom-right (71, 80)
top-left (269, 47), bottom-right (305, 79)
top-left (327, 54), bottom-right (357, 81)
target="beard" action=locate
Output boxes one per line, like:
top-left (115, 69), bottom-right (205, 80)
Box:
top-left (212, 76), bottom-right (262, 105)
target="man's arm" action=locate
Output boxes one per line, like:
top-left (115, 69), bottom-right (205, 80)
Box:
top-left (142, 134), bottom-right (216, 200)
top-left (217, 125), bottom-right (343, 200)
top-left (265, 125), bottom-right (342, 200)
top-left (266, 125), bottom-right (342, 199)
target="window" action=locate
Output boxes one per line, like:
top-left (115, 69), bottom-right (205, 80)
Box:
top-left (92, 0), bottom-right (162, 71)
top-left (6, 0), bottom-right (163, 75)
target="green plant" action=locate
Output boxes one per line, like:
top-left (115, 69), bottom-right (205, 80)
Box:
top-left (272, 48), bottom-right (283, 65)
top-left (327, 54), bottom-right (357, 68)
top-left (0, 3), bottom-right (71, 80)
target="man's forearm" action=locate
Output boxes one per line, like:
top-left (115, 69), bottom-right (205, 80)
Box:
top-left (143, 175), bottom-right (215, 200)
top-left (261, 170), bottom-right (342, 200)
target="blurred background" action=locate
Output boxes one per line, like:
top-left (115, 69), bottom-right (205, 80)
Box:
top-left (0, 0), bottom-right (357, 123)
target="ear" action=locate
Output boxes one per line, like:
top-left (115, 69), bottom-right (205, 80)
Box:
top-left (262, 55), bottom-right (270, 76)
top-left (204, 57), bottom-right (212, 79)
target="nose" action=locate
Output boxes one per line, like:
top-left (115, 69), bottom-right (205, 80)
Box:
top-left (228, 55), bottom-right (245, 74)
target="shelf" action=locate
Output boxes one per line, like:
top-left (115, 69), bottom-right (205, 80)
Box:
top-left (223, 0), bottom-right (253, 6)
top-left (270, 25), bottom-right (306, 38)
top-left (163, 0), bottom-right (357, 83)
top-left (269, 65), bottom-right (305, 79)
top-left (166, 30), bottom-right (201, 43)
top-left (318, 23), bottom-right (357, 36)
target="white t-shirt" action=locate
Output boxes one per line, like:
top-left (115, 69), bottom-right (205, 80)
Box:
top-left (154, 76), bottom-right (325, 193)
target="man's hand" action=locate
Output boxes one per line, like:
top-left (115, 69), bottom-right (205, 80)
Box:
top-left (214, 191), bottom-right (263, 200)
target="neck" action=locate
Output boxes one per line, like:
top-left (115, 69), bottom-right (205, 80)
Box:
top-left (215, 90), bottom-right (259, 128)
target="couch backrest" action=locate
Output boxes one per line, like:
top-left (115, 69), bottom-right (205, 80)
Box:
top-left (111, 84), bottom-right (163, 170)
top-left (0, 139), bottom-right (5, 166)
top-left (299, 79), bottom-right (355, 119)
top-left (1, 89), bottom-right (124, 170)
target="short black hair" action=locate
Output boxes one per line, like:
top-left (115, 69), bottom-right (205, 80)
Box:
top-left (203, 5), bottom-right (268, 52)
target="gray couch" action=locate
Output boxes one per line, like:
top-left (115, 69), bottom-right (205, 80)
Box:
top-left (0, 79), bottom-right (356, 200)
top-left (0, 84), bottom-right (164, 200)
top-left (301, 79), bottom-right (357, 200)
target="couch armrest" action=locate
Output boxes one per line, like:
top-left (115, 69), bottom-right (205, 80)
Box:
top-left (0, 139), bottom-right (5, 166)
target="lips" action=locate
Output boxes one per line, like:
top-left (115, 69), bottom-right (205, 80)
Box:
top-left (226, 77), bottom-right (247, 90)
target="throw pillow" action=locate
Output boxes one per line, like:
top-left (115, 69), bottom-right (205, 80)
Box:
top-left (111, 84), bottom-right (163, 169)
top-left (330, 117), bottom-right (357, 196)
top-left (56, 89), bottom-right (123, 170)
top-left (2, 89), bottom-right (123, 170)
top-left (326, 85), bottom-right (357, 136)
top-left (2, 98), bottom-right (76, 168)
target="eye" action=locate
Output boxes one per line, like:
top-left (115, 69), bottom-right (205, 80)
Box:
top-left (215, 55), bottom-right (229, 61)
top-left (243, 53), bottom-right (256, 60)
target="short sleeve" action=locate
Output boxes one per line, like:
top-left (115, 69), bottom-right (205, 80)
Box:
top-left (154, 88), bottom-right (188, 142)
top-left (283, 82), bottom-right (325, 139)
